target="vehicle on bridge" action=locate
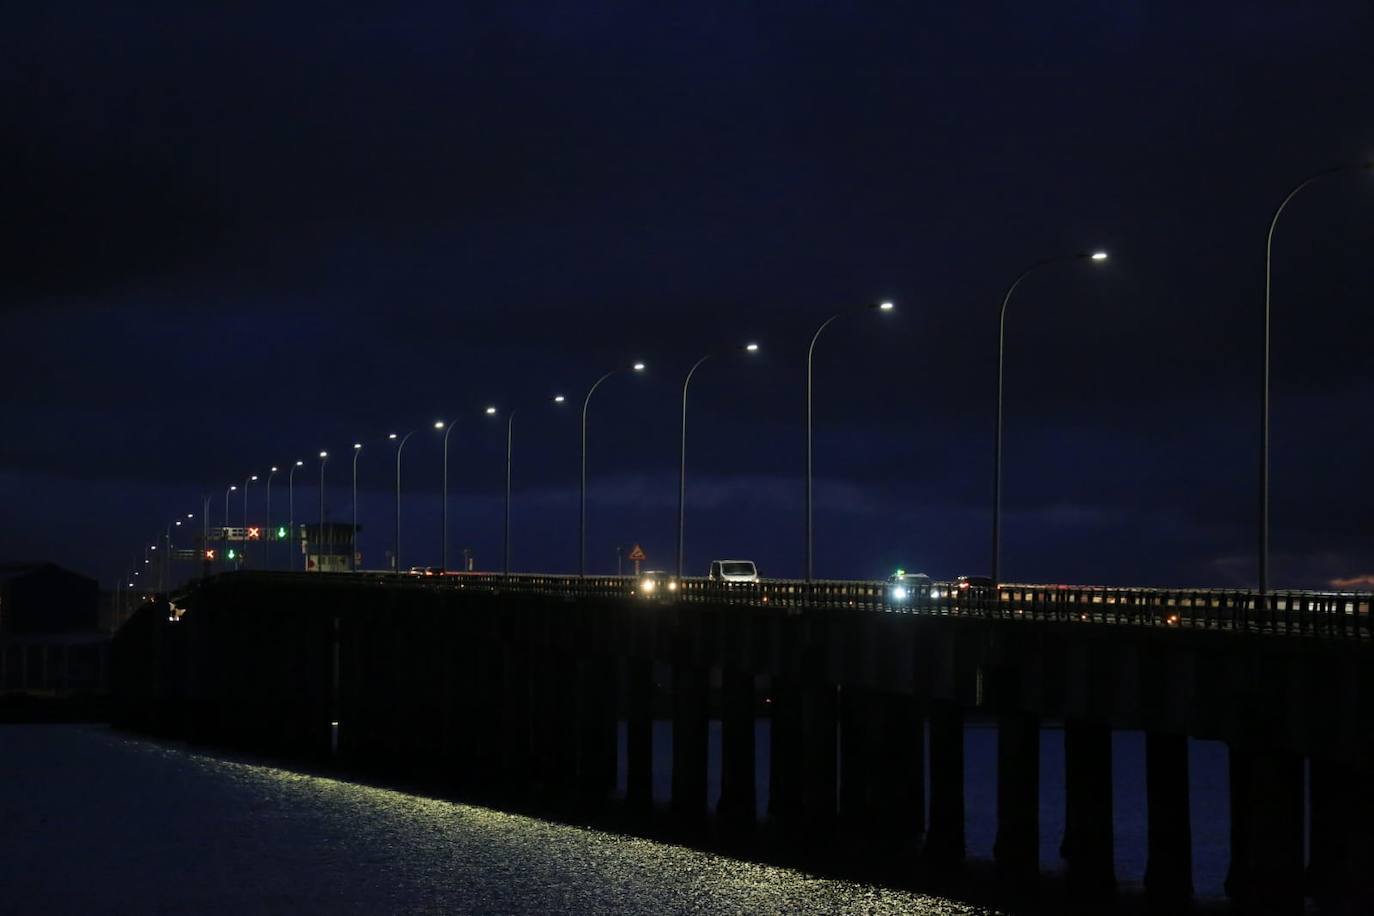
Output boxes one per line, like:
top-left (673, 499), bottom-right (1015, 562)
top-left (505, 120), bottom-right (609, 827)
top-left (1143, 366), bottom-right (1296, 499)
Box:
top-left (636, 570), bottom-right (678, 599)
top-left (886, 569), bottom-right (932, 605)
top-left (708, 560), bottom-right (758, 583)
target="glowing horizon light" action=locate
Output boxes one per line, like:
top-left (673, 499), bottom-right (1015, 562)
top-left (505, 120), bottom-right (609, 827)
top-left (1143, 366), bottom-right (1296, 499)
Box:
top-left (744, 342), bottom-right (759, 352)
top-left (485, 406), bottom-right (497, 415)
top-left (632, 362), bottom-right (646, 371)
top-left (1091, 251), bottom-right (1109, 261)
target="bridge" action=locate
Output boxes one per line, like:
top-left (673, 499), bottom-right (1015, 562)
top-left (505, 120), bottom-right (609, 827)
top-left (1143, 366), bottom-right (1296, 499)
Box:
top-left (113, 572), bottom-right (1374, 915)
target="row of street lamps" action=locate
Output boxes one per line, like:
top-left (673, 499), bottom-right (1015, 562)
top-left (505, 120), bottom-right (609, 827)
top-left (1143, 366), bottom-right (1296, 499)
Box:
top-left (127, 160), bottom-right (1370, 598)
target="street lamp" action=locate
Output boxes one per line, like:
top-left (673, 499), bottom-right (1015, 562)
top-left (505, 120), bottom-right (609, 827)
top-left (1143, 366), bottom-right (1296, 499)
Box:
top-left (264, 467), bottom-right (278, 570)
top-left (318, 451), bottom-right (329, 572)
top-left (288, 460), bottom-right (304, 571)
top-left (504, 395), bottom-right (567, 576)
top-left (991, 253), bottom-right (1108, 588)
top-left (351, 445), bottom-right (362, 572)
top-left (678, 343), bottom-right (760, 578)
top-left (391, 432), bottom-right (415, 574)
top-left (580, 361), bottom-right (646, 576)
top-left (1258, 161), bottom-right (1372, 598)
top-left (440, 408), bottom-right (499, 572)
top-left (223, 485), bottom-right (237, 568)
top-left (805, 302), bottom-right (894, 582)
top-left (202, 495), bottom-right (212, 573)
top-left (242, 475), bottom-right (257, 568)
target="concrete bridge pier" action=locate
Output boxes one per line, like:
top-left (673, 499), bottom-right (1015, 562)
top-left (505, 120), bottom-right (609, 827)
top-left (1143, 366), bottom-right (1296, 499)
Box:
top-left (1142, 731), bottom-right (1193, 907)
top-left (924, 697), bottom-right (965, 869)
top-left (993, 708), bottom-right (1040, 888)
top-left (498, 624), bottom-right (532, 794)
top-left (717, 668), bottom-right (757, 831)
top-left (625, 655), bottom-right (654, 813)
top-left (670, 627), bottom-right (709, 824)
top-left (1061, 718), bottom-right (1115, 901)
top-left (799, 637), bottom-right (839, 841)
top-left (1227, 745), bottom-right (1305, 915)
top-left (576, 653), bottom-right (618, 802)
top-left (767, 628), bottom-right (804, 831)
top-left (838, 686), bottom-right (923, 855)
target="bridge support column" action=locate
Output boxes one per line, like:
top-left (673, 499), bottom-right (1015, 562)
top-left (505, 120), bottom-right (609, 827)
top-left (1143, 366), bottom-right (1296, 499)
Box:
top-left (670, 655), bottom-right (709, 825)
top-left (717, 668), bottom-right (756, 832)
top-left (1062, 719), bottom-right (1115, 900)
top-left (625, 655), bottom-right (653, 813)
top-left (993, 709), bottom-right (1039, 887)
top-left (1228, 746), bottom-right (1304, 915)
top-left (1307, 758), bottom-right (1374, 911)
top-left (840, 687), bottom-right (922, 855)
top-left (924, 698), bottom-right (965, 869)
top-left (800, 641), bottom-right (838, 840)
top-left (874, 692), bottom-right (924, 856)
top-left (1143, 731), bottom-right (1192, 906)
top-left (499, 628), bottom-right (532, 795)
top-left (577, 656), bottom-right (617, 802)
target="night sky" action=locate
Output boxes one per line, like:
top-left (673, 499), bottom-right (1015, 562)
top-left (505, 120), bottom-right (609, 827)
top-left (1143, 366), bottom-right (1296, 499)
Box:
top-left (3, 3), bottom-right (1373, 591)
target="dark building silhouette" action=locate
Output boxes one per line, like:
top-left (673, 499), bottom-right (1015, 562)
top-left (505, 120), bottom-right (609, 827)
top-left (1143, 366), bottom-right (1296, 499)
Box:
top-left (0, 563), bottom-right (99, 634)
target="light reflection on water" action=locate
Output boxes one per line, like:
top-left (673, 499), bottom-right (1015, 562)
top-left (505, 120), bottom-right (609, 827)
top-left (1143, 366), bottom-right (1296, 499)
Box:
top-left (0, 725), bottom-right (999, 915)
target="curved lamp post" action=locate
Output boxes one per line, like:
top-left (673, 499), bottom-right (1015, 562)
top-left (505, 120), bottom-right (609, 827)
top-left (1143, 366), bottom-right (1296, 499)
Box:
top-left (991, 252), bottom-right (1108, 588)
top-left (1259, 161), bottom-right (1372, 597)
top-left (242, 475), bottom-right (257, 568)
top-left (351, 445), bottom-right (362, 571)
top-left (806, 302), bottom-right (894, 582)
top-left (264, 467), bottom-right (277, 570)
top-left (678, 343), bottom-right (760, 578)
top-left (504, 394), bottom-right (567, 576)
top-left (288, 460), bottom-right (304, 571)
top-left (390, 432), bottom-right (415, 574)
top-left (318, 452), bottom-right (329, 572)
top-left (223, 485), bottom-right (237, 568)
top-left (201, 495), bottom-right (212, 573)
top-left (440, 407), bottom-right (498, 573)
top-left (580, 362), bottom-right (646, 576)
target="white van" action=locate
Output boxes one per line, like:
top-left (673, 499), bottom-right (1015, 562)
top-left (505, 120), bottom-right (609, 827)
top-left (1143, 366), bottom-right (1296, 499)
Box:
top-left (708, 559), bottom-right (759, 583)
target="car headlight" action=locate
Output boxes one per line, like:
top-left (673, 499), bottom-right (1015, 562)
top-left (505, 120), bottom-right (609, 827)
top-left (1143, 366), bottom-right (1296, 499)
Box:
top-left (891, 586), bottom-right (908, 601)
top-left (640, 579), bottom-right (656, 593)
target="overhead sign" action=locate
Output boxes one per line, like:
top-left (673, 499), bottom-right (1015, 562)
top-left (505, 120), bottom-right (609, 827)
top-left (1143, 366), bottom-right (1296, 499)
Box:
top-left (627, 544), bottom-right (646, 561)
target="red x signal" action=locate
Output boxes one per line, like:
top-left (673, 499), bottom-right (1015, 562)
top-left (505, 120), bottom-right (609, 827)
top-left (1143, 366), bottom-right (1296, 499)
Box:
top-left (246, 527), bottom-right (261, 540)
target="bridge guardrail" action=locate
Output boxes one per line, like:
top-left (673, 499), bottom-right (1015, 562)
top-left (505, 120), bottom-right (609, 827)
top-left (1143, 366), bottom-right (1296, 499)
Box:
top-left (300, 571), bottom-right (1373, 640)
